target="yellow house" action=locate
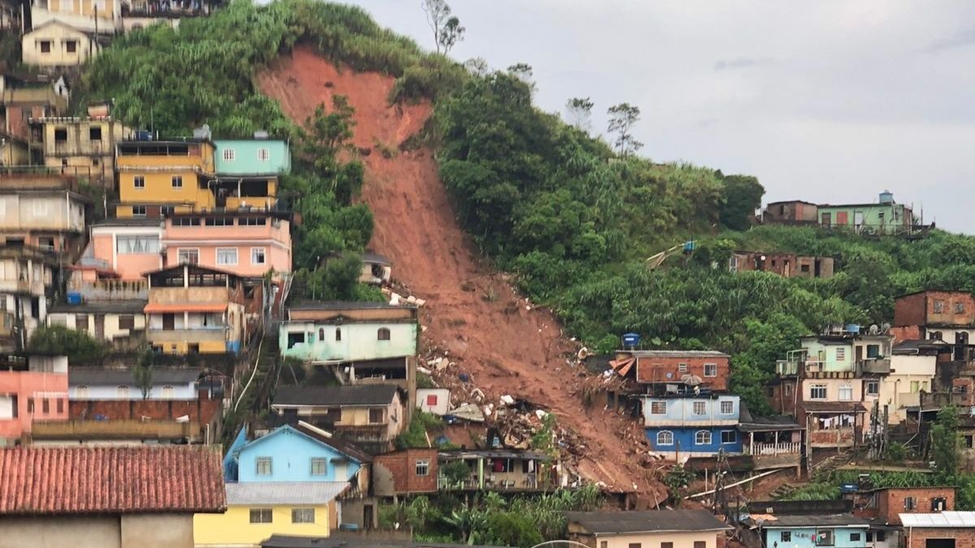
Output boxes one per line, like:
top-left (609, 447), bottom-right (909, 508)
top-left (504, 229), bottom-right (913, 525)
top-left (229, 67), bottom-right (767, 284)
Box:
top-left (193, 483), bottom-right (344, 548)
top-left (22, 20), bottom-right (100, 67)
top-left (117, 138), bottom-right (216, 217)
top-left (33, 105), bottom-right (132, 188)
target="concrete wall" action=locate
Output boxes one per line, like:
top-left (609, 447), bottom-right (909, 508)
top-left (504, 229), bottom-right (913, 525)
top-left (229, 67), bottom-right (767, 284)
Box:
top-left (416, 388), bottom-right (450, 415)
top-left (641, 395), bottom-right (740, 426)
top-left (236, 427), bottom-right (360, 483)
top-left (0, 192), bottom-right (85, 232)
top-left (905, 527), bottom-right (975, 548)
top-left (878, 488), bottom-right (954, 526)
top-left (802, 378), bottom-right (864, 402)
top-left (570, 530), bottom-right (723, 548)
top-left (91, 225), bottom-right (164, 280)
top-left (280, 321), bottom-right (417, 362)
top-left (645, 426), bottom-right (742, 457)
top-left (163, 217), bottom-right (292, 276)
top-left (372, 448), bottom-right (439, 497)
top-left (765, 526), bottom-right (867, 548)
top-left (194, 504), bottom-right (329, 547)
top-left (213, 140), bottom-right (291, 175)
top-left (0, 516), bottom-right (122, 548)
top-left (121, 513), bottom-right (194, 548)
top-left (22, 23), bottom-right (99, 67)
top-left (48, 310), bottom-right (146, 342)
top-left (69, 380), bottom-right (196, 400)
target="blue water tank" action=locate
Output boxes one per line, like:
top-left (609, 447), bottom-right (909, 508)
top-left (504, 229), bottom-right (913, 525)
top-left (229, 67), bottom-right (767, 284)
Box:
top-left (846, 324), bottom-right (860, 334)
top-left (622, 333), bottom-right (641, 347)
top-left (879, 191), bottom-right (894, 204)
top-left (135, 130), bottom-right (153, 141)
top-left (66, 292), bottom-right (83, 305)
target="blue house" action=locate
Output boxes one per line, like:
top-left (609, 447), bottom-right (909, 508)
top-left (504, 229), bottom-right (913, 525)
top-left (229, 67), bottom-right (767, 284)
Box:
top-left (226, 424), bottom-right (367, 483)
top-left (214, 139), bottom-right (291, 176)
top-left (752, 514), bottom-right (869, 548)
top-left (641, 394), bottom-right (743, 457)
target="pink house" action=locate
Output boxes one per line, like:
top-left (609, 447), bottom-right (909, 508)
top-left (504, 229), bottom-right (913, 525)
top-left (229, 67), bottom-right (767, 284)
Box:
top-left (0, 355), bottom-right (69, 442)
top-left (162, 213), bottom-right (292, 277)
top-left (90, 218), bottom-right (164, 281)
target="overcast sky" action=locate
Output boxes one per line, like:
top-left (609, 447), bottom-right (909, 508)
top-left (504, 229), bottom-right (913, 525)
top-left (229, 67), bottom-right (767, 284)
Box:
top-left (340, 1), bottom-right (975, 233)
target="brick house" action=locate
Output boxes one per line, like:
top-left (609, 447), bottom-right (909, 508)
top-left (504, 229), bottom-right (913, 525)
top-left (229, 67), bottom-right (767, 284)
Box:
top-left (892, 291), bottom-right (975, 353)
top-left (762, 200), bottom-right (819, 225)
top-left (614, 350), bottom-right (730, 393)
top-left (855, 487), bottom-right (954, 526)
top-left (372, 448), bottom-right (439, 497)
top-left (901, 511), bottom-right (975, 548)
top-left (730, 251), bottom-right (835, 279)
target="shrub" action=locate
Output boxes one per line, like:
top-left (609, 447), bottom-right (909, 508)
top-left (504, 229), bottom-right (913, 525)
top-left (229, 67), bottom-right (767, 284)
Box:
top-left (27, 325), bottom-right (107, 364)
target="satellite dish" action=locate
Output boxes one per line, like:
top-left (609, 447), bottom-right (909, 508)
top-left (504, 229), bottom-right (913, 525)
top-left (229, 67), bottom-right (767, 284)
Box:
top-left (881, 323), bottom-right (891, 334)
top-left (869, 324), bottom-right (879, 335)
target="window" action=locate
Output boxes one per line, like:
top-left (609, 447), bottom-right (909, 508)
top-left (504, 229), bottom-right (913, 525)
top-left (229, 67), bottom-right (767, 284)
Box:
top-left (838, 385), bottom-right (853, 401)
top-left (661, 543), bottom-right (673, 548)
top-left (850, 533), bottom-right (861, 542)
top-left (904, 496), bottom-right (916, 510)
top-left (118, 315), bottom-right (135, 331)
top-left (932, 497), bottom-right (947, 512)
top-left (117, 385), bottom-right (129, 398)
top-left (721, 430), bottom-right (737, 444)
top-left (310, 458), bottom-right (328, 476)
top-left (369, 408), bottom-right (385, 424)
top-left (966, 435), bottom-right (974, 449)
top-left (811, 385), bottom-right (827, 400)
top-left (862, 381), bottom-right (879, 395)
top-left (287, 332), bottom-right (305, 348)
top-left (89, 127), bottom-right (103, 142)
top-left (172, 217), bottom-right (201, 226)
top-left (162, 386), bottom-right (174, 399)
top-left (291, 508), bottom-right (315, 524)
top-left (836, 347), bottom-right (846, 361)
top-left (704, 363), bottom-right (718, 377)
top-left (875, 532), bottom-right (886, 542)
top-left (335, 328), bottom-right (342, 342)
top-left (957, 302), bottom-right (966, 314)
top-left (32, 201), bottom-right (49, 216)
top-left (64, 40), bottom-right (77, 53)
top-left (866, 533), bottom-right (873, 543)
top-left (42, 399), bottom-right (50, 414)
top-left (377, 327), bottom-right (391, 341)
top-left (693, 543), bottom-right (706, 548)
top-left (27, 398), bottom-right (34, 413)
top-left (815, 530), bottom-right (833, 546)
top-left (628, 544), bottom-right (641, 548)
top-left (133, 176), bottom-right (145, 189)
top-left (132, 205), bottom-right (147, 217)
top-left (650, 401), bottom-right (667, 415)
top-left (695, 430), bottom-right (712, 445)
top-left (258, 148), bottom-right (270, 161)
top-left (59, 0), bottom-right (72, 9)
top-left (692, 401), bottom-right (706, 415)
top-left (216, 248), bottom-right (238, 266)
top-left (255, 457), bottom-right (272, 476)
top-left (205, 217), bottom-right (233, 226)
top-left (601, 543), bottom-right (608, 548)
top-left (781, 532), bottom-right (792, 542)
top-left (415, 459), bottom-right (430, 476)
top-left (931, 331), bottom-right (943, 341)
top-left (241, 217), bottom-right (267, 226)
top-left (911, 380), bottom-right (921, 393)
top-left (251, 247), bottom-right (267, 265)
top-left (720, 400), bottom-right (734, 414)
top-left (222, 148), bottom-right (235, 161)
top-left (678, 363), bottom-right (688, 373)
top-left (656, 431), bottom-right (674, 446)
top-left (117, 236), bottom-right (160, 254)
top-left (171, 175), bottom-right (183, 188)
top-left (934, 300), bottom-right (945, 313)
top-left (784, 383), bottom-right (793, 396)
top-left (56, 399), bottom-right (64, 414)
top-left (39, 40), bottom-right (52, 53)
top-left (249, 508), bottom-right (272, 523)
top-left (177, 249), bottom-right (200, 265)
top-left (77, 314), bottom-right (89, 331)
top-left (426, 394), bottom-right (438, 406)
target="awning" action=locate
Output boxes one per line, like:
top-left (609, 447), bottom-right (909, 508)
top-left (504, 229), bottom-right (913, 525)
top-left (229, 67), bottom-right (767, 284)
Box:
top-left (144, 303), bottom-right (228, 314)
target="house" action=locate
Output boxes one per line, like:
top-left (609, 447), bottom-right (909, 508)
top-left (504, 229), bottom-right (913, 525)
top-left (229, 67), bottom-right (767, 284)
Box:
top-left (0, 174), bottom-right (90, 254)
top-left (879, 342), bottom-right (940, 424)
top-left (743, 511), bottom-right (870, 548)
top-left (762, 200), bottom-right (819, 225)
top-left (818, 192), bottom-right (915, 235)
top-left (372, 447), bottom-right (440, 497)
top-left (47, 300), bottom-right (147, 345)
top-left (89, 218), bottom-right (164, 281)
top-left (0, 130), bottom-right (30, 165)
top-left (162, 211), bottom-right (292, 278)
top-left (0, 246), bottom-right (57, 351)
top-left (566, 509), bottom-right (732, 548)
top-left (213, 138), bottom-right (292, 175)
top-left (144, 264), bottom-right (247, 354)
top-left (31, 0), bottom-right (124, 31)
top-left (22, 20), bottom-right (104, 67)
top-left (1, 83), bottom-right (68, 143)
top-left (260, 536), bottom-right (505, 548)
top-left (205, 174), bottom-right (282, 213)
top-left (359, 251), bottom-right (392, 285)
top-left (854, 487), bottom-right (954, 544)
top-left (438, 449), bottom-right (562, 493)
top-left (641, 393), bottom-right (742, 458)
top-left (271, 384), bottom-right (406, 454)
top-left (900, 511), bottom-right (975, 548)
top-left (116, 136), bottom-right (216, 217)
top-left (196, 424), bottom-right (368, 545)
top-left (613, 350), bottom-right (731, 393)
top-left (416, 388), bottom-right (450, 415)
top-left (0, 446), bottom-right (226, 548)
top-left (892, 290), bottom-right (975, 354)
top-left (0, 354), bottom-right (68, 444)
top-left (280, 301), bottom-right (419, 405)
top-left (738, 409), bottom-right (803, 475)
top-left (729, 251), bottom-right (835, 279)
top-left (30, 105), bottom-right (133, 187)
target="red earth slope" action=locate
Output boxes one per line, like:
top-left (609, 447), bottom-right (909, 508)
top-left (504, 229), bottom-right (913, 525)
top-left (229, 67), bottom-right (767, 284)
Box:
top-left (258, 46), bottom-right (665, 501)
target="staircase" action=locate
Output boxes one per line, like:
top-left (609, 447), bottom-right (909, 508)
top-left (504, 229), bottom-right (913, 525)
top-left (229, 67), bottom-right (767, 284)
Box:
top-left (810, 450), bottom-right (854, 477)
top-left (771, 483), bottom-right (798, 500)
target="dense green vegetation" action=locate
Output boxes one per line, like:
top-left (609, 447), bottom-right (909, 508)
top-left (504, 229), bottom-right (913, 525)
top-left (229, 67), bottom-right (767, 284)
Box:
top-left (28, 325), bottom-right (107, 363)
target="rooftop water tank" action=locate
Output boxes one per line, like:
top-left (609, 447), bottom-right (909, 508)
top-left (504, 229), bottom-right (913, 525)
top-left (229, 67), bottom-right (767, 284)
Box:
top-left (622, 333), bottom-right (641, 348)
top-left (192, 124), bottom-right (212, 140)
top-left (253, 130), bottom-right (269, 140)
top-left (879, 191), bottom-right (894, 204)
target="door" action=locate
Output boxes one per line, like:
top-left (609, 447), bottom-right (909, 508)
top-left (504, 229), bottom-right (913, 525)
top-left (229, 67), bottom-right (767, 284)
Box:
top-left (837, 211), bottom-right (849, 225)
top-left (926, 540), bottom-right (955, 548)
top-left (94, 314), bottom-right (105, 340)
top-left (854, 211), bottom-right (864, 229)
top-left (821, 212), bottom-right (832, 226)
top-left (163, 313), bottom-right (175, 331)
top-left (363, 504), bottom-right (374, 529)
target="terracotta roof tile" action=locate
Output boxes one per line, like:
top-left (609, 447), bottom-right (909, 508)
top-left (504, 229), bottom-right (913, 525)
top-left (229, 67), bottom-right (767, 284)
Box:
top-left (0, 446), bottom-right (226, 515)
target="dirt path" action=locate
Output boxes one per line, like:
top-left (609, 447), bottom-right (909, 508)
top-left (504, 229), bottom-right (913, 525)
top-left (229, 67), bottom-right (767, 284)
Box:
top-left (258, 46), bottom-right (665, 501)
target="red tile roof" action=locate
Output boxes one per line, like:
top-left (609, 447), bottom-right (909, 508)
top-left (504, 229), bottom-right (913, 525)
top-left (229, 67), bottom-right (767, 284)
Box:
top-left (0, 446), bottom-right (226, 515)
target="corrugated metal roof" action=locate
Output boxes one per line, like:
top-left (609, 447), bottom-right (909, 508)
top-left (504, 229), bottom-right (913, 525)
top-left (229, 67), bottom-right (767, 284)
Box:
top-left (901, 512), bottom-right (975, 528)
top-left (273, 384), bottom-right (399, 407)
top-left (70, 367), bottom-right (202, 386)
top-left (758, 514), bottom-right (870, 528)
top-left (288, 300), bottom-right (414, 311)
top-left (225, 482), bottom-right (348, 505)
top-left (49, 300), bottom-right (147, 314)
top-left (566, 509), bottom-right (732, 534)
top-left (625, 350), bottom-right (730, 358)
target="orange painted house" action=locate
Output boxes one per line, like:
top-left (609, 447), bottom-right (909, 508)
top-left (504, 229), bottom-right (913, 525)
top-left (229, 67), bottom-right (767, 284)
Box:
top-left (0, 355), bottom-right (69, 443)
top-left (89, 218), bottom-right (163, 281)
top-left (161, 212), bottom-right (291, 278)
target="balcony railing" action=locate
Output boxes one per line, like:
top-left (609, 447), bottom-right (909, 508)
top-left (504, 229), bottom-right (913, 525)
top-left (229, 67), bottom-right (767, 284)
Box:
top-left (743, 442), bottom-right (802, 456)
top-left (438, 474), bottom-right (547, 492)
top-left (147, 327), bottom-right (226, 343)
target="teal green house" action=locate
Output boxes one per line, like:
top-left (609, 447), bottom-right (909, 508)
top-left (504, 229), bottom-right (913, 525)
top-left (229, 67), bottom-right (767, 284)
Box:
top-left (818, 191), bottom-right (914, 235)
top-left (214, 139), bottom-right (292, 175)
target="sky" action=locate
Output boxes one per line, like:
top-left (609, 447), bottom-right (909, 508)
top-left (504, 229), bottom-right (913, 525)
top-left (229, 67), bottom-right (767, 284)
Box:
top-left (340, 0), bottom-right (975, 233)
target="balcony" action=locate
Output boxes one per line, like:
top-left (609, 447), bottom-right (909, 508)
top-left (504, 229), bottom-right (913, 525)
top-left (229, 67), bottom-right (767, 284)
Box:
top-left (743, 442), bottom-right (802, 456)
top-left (31, 419), bottom-right (201, 440)
top-left (438, 473), bottom-right (551, 492)
top-left (147, 327), bottom-right (226, 343)
top-left (857, 358), bottom-right (891, 375)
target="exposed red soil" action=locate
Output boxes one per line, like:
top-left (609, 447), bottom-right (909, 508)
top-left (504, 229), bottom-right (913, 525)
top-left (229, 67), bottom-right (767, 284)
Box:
top-left (258, 46), bottom-right (665, 502)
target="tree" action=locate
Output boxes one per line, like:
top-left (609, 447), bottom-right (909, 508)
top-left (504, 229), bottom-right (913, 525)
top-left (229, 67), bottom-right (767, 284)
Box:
top-left (565, 97), bottom-right (594, 132)
top-left (607, 102), bottom-right (643, 157)
top-left (931, 405), bottom-right (960, 479)
top-left (719, 174), bottom-right (765, 231)
top-left (133, 347), bottom-right (155, 400)
top-left (27, 325), bottom-right (106, 364)
top-left (421, 0), bottom-right (465, 55)
top-left (507, 63), bottom-right (536, 95)
top-left (463, 57), bottom-right (489, 77)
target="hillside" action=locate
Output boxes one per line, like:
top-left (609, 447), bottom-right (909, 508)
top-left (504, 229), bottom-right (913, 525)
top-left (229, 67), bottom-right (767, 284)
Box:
top-left (257, 46), bottom-right (664, 498)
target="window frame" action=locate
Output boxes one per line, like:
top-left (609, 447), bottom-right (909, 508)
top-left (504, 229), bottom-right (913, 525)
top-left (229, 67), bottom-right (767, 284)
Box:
top-left (377, 327), bottom-right (391, 341)
top-left (249, 508), bottom-right (273, 524)
top-left (415, 459), bottom-right (430, 476)
top-left (177, 248), bottom-right (200, 265)
top-left (291, 508), bottom-right (315, 524)
top-left (866, 381), bottom-right (880, 395)
top-left (815, 529), bottom-right (834, 547)
top-left (132, 205), bottom-right (147, 217)
top-left (720, 400), bottom-right (734, 414)
top-left (810, 384), bottom-right (827, 400)
top-left (251, 247), bottom-right (267, 265)
top-left (721, 430), bottom-right (737, 444)
top-left (255, 457), bottom-right (273, 476)
top-left (650, 401), bottom-right (667, 415)
top-left (222, 148), bottom-right (236, 161)
top-left (368, 408), bottom-right (385, 424)
top-left (133, 175), bottom-right (146, 189)
top-left (692, 401), bottom-right (707, 415)
top-left (39, 40), bottom-right (52, 53)
top-left (117, 385), bottom-right (129, 398)
top-left (695, 430), bottom-right (712, 446)
top-left (216, 247), bottom-right (239, 266)
top-left (310, 457), bottom-right (328, 476)
top-left (703, 363), bottom-right (718, 377)
top-left (656, 431), bottom-right (674, 446)
top-left (838, 384), bottom-right (853, 401)
top-left (171, 175), bottom-right (183, 189)
top-left (257, 147), bottom-right (270, 161)
top-left (64, 40), bottom-right (77, 53)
